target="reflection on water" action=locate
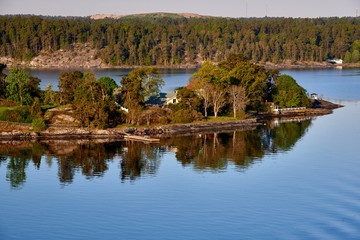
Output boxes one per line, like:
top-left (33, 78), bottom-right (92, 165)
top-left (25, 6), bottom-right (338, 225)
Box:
top-left (1, 118), bottom-right (312, 189)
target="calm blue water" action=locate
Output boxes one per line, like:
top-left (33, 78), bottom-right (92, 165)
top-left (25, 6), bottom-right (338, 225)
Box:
top-left (1, 68), bottom-right (360, 239)
top-left (6, 68), bottom-right (196, 93)
top-left (6, 67), bottom-right (360, 100)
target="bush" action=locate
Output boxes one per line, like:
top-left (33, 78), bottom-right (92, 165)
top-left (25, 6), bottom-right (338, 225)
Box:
top-left (171, 109), bottom-right (202, 123)
top-left (237, 110), bottom-right (247, 119)
top-left (32, 118), bottom-right (47, 131)
top-left (0, 107), bottom-right (34, 123)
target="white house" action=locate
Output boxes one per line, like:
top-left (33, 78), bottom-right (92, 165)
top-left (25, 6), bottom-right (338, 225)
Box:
top-left (164, 92), bottom-right (178, 105)
top-left (310, 93), bottom-right (318, 100)
top-left (329, 59), bottom-right (343, 64)
top-left (145, 92), bottom-right (179, 106)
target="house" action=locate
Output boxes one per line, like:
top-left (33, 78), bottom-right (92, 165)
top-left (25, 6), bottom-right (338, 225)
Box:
top-left (165, 92), bottom-right (177, 105)
top-left (268, 102), bottom-right (279, 112)
top-left (329, 59), bottom-right (343, 64)
top-left (310, 93), bottom-right (318, 100)
top-left (145, 92), bottom-right (178, 106)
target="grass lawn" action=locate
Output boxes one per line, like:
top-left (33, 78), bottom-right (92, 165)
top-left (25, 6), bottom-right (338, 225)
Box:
top-left (0, 105), bottom-right (24, 115)
top-left (0, 105), bottom-right (33, 123)
top-left (198, 116), bottom-right (242, 122)
top-left (113, 115), bottom-right (249, 129)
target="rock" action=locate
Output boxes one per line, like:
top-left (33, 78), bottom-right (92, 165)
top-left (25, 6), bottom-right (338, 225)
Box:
top-left (93, 130), bottom-right (110, 135)
top-left (30, 132), bottom-right (39, 137)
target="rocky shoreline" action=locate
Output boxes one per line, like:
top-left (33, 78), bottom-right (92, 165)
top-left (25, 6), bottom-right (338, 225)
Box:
top-left (2, 49), bottom-right (360, 70)
top-left (0, 100), bottom-right (342, 141)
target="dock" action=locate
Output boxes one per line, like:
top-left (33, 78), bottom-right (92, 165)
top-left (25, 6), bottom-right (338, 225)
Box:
top-left (124, 135), bottom-right (160, 143)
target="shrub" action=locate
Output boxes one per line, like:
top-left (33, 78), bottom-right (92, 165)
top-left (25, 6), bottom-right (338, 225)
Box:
top-left (0, 107), bottom-right (34, 123)
top-left (171, 109), bottom-right (202, 123)
top-left (237, 110), bottom-right (247, 120)
top-left (32, 118), bottom-right (47, 131)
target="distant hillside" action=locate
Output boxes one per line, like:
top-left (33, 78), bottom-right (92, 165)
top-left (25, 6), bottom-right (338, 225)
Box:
top-left (90, 12), bottom-right (209, 20)
top-left (1, 15), bottom-right (360, 67)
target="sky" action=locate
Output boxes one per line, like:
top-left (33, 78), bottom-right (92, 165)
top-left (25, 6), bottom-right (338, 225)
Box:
top-left (0, 0), bottom-right (359, 18)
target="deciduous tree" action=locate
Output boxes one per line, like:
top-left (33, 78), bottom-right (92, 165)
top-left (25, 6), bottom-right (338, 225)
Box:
top-left (209, 84), bottom-right (227, 118)
top-left (229, 85), bottom-right (248, 118)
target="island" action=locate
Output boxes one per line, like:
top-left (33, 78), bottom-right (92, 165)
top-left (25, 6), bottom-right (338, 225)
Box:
top-left (0, 54), bottom-right (343, 141)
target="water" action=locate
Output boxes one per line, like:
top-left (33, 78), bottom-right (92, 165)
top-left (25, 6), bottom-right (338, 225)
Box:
top-left (5, 68), bottom-right (197, 93)
top-left (1, 68), bottom-right (360, 239)
top-left (282, 68), bottom-right (360, 100)
top-left (4, 67), bottom-right (360, 100)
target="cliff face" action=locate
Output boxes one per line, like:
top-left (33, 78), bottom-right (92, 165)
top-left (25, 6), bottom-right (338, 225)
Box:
top-left (0, 43), bottom-right (108, 69)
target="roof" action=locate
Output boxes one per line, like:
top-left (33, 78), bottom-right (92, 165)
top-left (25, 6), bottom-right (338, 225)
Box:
top-left (185, 81), bottom-right (196, 89)
top-left (145, 92), bottom-right (177, 105)
top-left (166, 92), bottom-right (176, 99)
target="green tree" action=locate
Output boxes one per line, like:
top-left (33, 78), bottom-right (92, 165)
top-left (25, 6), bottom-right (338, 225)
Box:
top-left (5, 67), bottom-right (33, 105)
top-left (272, 74), bottom-right (311, 108)
top-left (27, 76), bottom-right (41, 100)
top-left (58, 71), bottom-right (84, 104)
top-left (344, 51), bottom-right (352, 63)
top-left (228, 62), bottom-right (268, 108)
top-left (192, 54), bottom-right (270, 111)
top-left (73, 74), bottom-right (118, 128)
top-left (43, 83), bottom-right (58, 105)
top-left (0, 63), bottom-right (7, 98)
top-left (120, 75), bottom-right (144, 124)
top-left (30, 97), bottom-right (42, 116)
top-left (120, 75), bottom-right (144, 108)
top-left (97, 76), bottom-right (118, 97)
top-left (352, 50), bottom-right (360, 63)
top-left (176, 87), bottom-right (202, 112)
top-left (127, 67), bottom-right (164, 97)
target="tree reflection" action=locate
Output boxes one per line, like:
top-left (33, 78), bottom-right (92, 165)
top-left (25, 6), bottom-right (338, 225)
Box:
top-left (1, 143), bottom-right (43, 189)
top-left (120, 141), bottom-right (161, 181)
top-left (0, 118), bottom-right (313, 188)
top-left (163, 118), bottom-right (312, 172)
top-left (262, 119), bottom-right (312, 152)
top-left (6, 156), bottom-right (30, 189)
top-left (164, 130), bottom-right (265, 172)
top-left (54, 141), bottom-right (119, 184)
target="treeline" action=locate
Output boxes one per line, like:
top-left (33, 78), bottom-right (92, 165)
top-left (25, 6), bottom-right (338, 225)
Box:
top-left (1, 15), bottom-right (360, 64)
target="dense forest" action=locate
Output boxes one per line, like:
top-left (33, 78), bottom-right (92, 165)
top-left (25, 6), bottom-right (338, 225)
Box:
top-left (1, 15), bottom-right (360, 65)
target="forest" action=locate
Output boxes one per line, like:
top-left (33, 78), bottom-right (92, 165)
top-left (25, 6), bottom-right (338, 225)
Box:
top-left (1, 15), bottom-right (360, 65)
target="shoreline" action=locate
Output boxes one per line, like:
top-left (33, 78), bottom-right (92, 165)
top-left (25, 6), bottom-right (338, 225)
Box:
top-left (2, 55), bottom-right (360, 70)
top-left (0, 100), bottom-right (343, 141)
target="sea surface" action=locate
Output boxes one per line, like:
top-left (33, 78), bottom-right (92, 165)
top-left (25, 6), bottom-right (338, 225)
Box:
top-left (1, 68), bottom-right (360, 239)
top-left (5, 68), bottom-right (196, 93)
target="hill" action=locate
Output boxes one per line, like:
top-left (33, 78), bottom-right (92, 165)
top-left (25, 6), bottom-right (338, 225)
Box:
top-left (90, 12), bottom-right (209, 20)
